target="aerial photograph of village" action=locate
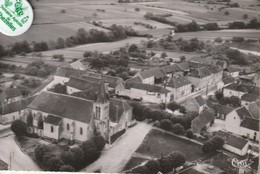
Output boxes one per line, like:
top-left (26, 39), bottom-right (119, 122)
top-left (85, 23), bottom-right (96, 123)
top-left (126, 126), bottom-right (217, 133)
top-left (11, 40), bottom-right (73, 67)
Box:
top-left (0, 0), bottom-right (259, 173)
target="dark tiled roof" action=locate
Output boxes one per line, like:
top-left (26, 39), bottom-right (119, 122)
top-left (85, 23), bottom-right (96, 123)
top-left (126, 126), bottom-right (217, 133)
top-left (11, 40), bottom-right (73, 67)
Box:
top-left (216, 130), bottom-right (248, 150)
top-left (161, 64), bottom-right (181, 74)
top-left (235, 106), bottom-right (253, 119)
top-left (222, 75), bottom-right (235, 85)
top-left (224, 83), bottom-right (249, 93)
top-left (189, 61), bottom-right (205, 69)
top-left (0, 88), bottom-right (22, 100)
top-left (214, 105), bottom-right (234, 115)
top-left (208, 65), bottom-right (222, 74)
top-left (167, 76), bottom-right (191, 89)
top-left (240, 117), bottom-right (259, 131)
top-left (241, 93), bottom-right (259, 102)
top-left (109, 99), bottom-right (132, 123)
top-left (81, 75), bottom-right (101, 84)
top-left (125, 76), bottom-right (142, 84)
top-left (177, 62), bottom-right (190, 71)
top-left (194, 95), bottom-right (205, 106)
top-left (125, 82), bottom-right (170, 93)
top-left (248, 86), bottom-right (260, 96)
top-left (66, 77), bottom-right (98, 90)
top-left (44, 115), bottom-right (63, 126)
top-left (31, 75), bottom-right (54, 95)
top-left (0, 96), bottom-right (36, 115)
top-left (215, 60), bottom-right (226, 68)
top-left (192, 109), bottom-right (215, 133)
top-left (139, 67), bottom-right (165, 79)
top-left (248, 101), bottom-right (260, 120)
top-left (55, 67), bottom-right (87, 78)
top-left (85, 73), bottom-right (123, 88)
top-left (28, 92), bottom-right (93, 124)
top-left (188, 66), bottom-right (212, 78)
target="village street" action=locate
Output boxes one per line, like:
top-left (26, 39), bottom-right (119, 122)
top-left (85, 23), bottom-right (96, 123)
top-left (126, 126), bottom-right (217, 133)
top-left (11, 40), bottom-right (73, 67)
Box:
top-left (81, 122), bottom-right (152, 173)
top-left (0, 134), bottom-right (40, 171)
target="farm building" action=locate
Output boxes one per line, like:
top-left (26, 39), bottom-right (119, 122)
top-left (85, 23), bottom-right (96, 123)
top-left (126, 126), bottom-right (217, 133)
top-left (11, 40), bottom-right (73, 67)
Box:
top-left (191, 109), bottom-right (215, 134)
top-left (183, 95), bottom-right (206, 114)
top-left (216, 130), bottom-right (249, 156)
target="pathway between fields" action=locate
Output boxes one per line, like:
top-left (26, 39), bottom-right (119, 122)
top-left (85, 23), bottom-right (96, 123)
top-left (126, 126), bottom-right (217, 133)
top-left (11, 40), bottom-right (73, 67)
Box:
top-left (81, 122), bottom-right (152, 173)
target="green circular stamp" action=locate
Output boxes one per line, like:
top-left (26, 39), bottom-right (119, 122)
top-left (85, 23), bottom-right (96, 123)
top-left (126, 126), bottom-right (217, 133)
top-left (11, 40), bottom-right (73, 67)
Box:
top-left (0, 0), bottom-right (33, 36)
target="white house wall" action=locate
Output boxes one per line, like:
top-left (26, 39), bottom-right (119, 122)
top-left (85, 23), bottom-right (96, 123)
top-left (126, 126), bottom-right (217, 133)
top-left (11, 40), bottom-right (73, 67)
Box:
top-left (224, 110), bottom-right (241, 135)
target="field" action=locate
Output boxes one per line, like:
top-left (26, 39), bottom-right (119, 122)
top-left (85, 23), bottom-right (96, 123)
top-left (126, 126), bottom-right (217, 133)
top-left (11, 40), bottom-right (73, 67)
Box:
top-left (174, 29), bottom-right (260, 41)
top-left (135, 129), bottom-right (204, 161)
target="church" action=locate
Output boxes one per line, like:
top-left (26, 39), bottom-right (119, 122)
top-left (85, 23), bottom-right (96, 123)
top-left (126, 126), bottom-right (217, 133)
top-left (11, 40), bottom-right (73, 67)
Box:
top-left (22, 81), bottom-right (134, 144)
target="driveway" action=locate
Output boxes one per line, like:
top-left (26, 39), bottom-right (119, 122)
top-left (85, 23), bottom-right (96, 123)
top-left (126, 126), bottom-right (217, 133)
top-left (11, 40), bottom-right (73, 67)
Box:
top-left (0, 135), bottom-right (40, 171)
top-left (81, 122), bottom-right (152, 173)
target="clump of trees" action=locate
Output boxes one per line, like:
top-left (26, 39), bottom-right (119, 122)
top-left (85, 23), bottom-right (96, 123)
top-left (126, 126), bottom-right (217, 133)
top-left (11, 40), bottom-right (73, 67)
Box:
top-left (175, 21), bottom-right (200, 32)
top-left (34, 135), bottom-right (106, 171)
top-left (202, 136), bottom-right (225, 154)
top-left (167, 101), bottom-right (186, 114)
top-left (24, 60), bottom-right (56, 77)
top-left (128, 151), bottom-right (186, 173)
top-left (215, 91), bottom-right (241, 108)
top-left (49, 83), bottom-right (67, 94)
top-left (144, 12), bottom-right (176, 26)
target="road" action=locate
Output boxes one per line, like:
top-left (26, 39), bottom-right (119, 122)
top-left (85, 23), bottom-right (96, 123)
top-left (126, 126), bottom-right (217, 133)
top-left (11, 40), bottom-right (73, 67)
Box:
top-left (81, 122), bottom-right (152, 173)
top-left (0, 134), bottom-right (40, 171)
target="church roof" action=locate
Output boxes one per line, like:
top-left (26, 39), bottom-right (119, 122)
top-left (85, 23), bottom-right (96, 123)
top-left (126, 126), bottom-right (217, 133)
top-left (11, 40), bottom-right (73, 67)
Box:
top-left (28, 91), bottom-right (93, 124)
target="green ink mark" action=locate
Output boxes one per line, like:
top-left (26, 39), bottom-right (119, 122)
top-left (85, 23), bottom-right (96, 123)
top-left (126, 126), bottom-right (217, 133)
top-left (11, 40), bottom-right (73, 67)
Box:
top-left (15, 0), bottom-right (24, 17)
top-left (4, 0), bottom-right (13, 7)
top-left (0, 11), bottom-right (16, 31)
top-left (21, 16), bottom-right (28, 24)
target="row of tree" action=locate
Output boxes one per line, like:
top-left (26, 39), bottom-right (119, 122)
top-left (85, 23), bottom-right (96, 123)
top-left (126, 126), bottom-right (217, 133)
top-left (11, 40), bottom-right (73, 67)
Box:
top-left (127, 151), bottom-right (186, 174)
top-left (228, 18), bottom-right (260, 29)
top-left (129, 102), bottom-right (198, 130)
top-left (34, 135), bottom-right (106, 171)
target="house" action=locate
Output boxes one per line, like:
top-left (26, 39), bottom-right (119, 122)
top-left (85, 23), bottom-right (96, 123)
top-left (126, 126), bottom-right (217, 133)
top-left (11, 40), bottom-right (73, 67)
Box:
top-left (213, 104), bottom-right (234, 121)
top-left (166, 76), bottom-right (192, 101)
top-left (67, 59), bottom-right (89, 70)
top-left (54, 67), bottom-right (88, 85)
top-left (216, 130), bottom-right (250, 156)
top-left (183, 95), bottom-right (206, 114)
top-left (224, 106), bottom-right (259, 141)
top-left (66, 77), bottom-right (99, 95)
top-left (224, 66), bottom-right (240, 79)
top-left (248, 101), bottom-right (260, 120)
top-left (187, 66), bottom-right (213, 91)
top-left (0, 96), bottom-right (36, 124)
top-left (190, 57), bottom-right (227, 69)
top-left (0, 88), bottom-right (22, 104)
top-left (135, 67), bottom-right (166, 84)
top-left (223, 83), bottom-right (248, 98)
top-left (241, 93), bottom-right (259, 106)
top-left (116, 82), bottom-right (172, 104)
top-left (176, 61), bottom-right (190, 72)
top-left (218, 74), bottom-right (236, 90)
top-left (82, 73), bottom-right (124, 92)
top-left (161, 64), bottom-right (182, 79)
top-left (208, 65), bottom-right (223, 85)
top-left (191, 109), bottom-right (215, 134)
top-left (25, 81), bottom-right (134, 143)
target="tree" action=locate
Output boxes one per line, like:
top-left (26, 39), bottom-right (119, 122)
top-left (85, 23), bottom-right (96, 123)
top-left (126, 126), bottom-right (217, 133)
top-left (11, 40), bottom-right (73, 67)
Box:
top-left (169, 151), bottom-right (186, 171)
top-left (214, 37), bottom-right (222, 43)
top-left (80, 140), bottom-right (99, 164)
top-left (202, 141), bottom-right (215, 154)
top-left (56, 38), bottom-right (65, 49)
top-left (33, 41), bottom-right (49, 52)
top-left (204, 23), bottom-right (219, 30)
top-left (11, 120), bottom-right (27, 137)
top-left (186, 129), bottom-right (194, 139)
top-left (38, 68), bottom-right (48, 77)
top-left (180, 56), bottom-right (186, 62)
top-left (145, 160), bottom-right (161, 174)
top-left (243, 14), bottom-right (248, 19)
top-left (92, 135), bottom-right (106, 151)
top-left (160, 119), bottom-right (172, 131)
top-left (215, 91), bottom-right (223, 100)
top-left (161, 52), bottom-right (168, 58)
top-left (70, 147), bottom-right (85, 169)
top-left (167, 101), bottom-right (180, 112)
top-left (128, 44), bottom-right (139, 53)
top-left (59, 165), bottom-right (75, 172)
top-left (60, 151), bottom-right (74, 166)
top-left (48, 156), bottom-right (64, 171)
top-left (211, 136), bottom-right (225, 150)
top-left (172, 124), bottom-right (185, 135)
top-left (159, 156), bottom-right (173, 173)
top-left (49, 83), bottom-right (67, 94)
top-left (229, 96), bottom-right (241, 107)
top-left (131, 165), bottom-right (150, 173)
top-left (35, 144), bottom-right (51, 162)
top-left (224, 11), bottom-right (230, 16)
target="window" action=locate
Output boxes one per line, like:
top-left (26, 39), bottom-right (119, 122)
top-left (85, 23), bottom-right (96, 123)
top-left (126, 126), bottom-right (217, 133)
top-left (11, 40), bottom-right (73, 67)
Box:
top-left (51, 126), bottom-right (54, 133)
top-left (67, 123), bottom-right (70, 130)
top-left (80, 127), bottom-right (83, 135)
top-left (95, 106), bottom-right (101, 119)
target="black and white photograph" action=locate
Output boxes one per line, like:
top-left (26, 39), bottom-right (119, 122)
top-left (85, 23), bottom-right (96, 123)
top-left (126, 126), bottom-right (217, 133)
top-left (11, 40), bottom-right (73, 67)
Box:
top-left (0, 0), bottom-right (259, 173)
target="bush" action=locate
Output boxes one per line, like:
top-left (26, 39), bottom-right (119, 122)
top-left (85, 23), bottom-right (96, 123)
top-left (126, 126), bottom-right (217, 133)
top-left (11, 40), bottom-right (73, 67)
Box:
top-left (92, 135), bottom-right (106, 151)
top-left (131, 165), bottom-right (150, 173)
top-left (202, 136), bottom-right (224, 154)
top-left (80, 140), bottom-right (99, 164)
top-left (145, 160), bottom-right (161, 174)
top-left (172, 124), bottom-right (185, 135)
top-left (70, 146), bottom-right (85, 170)
top-left (11, 120), bottom-right (27, 137)
top-left (169, 151), bottom-right (186, 170)
top-left (214, 37), bottom-right (223, 43)
top-left (48, 156), bottom-right (64, 171)
top-left (159, 156), bottom-right (173, 173)
top-left (186, 129), bottom-right (194, 139)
